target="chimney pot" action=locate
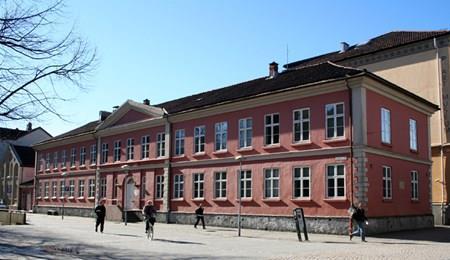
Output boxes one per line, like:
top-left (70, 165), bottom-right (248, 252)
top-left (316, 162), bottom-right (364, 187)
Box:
top-left (26, 122), bottom-right (32, 132)
top-left (341, 42), bottom-right (349, 52)
top-left (269, 62), bottom-right (278, 78)
top-left (143, 99), bottom-right (150, 105)
top-left (112, 106), bottom-right (119, 112)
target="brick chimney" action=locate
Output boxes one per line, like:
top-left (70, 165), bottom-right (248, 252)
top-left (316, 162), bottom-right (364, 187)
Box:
top-left (26, 122), bottom-right (32, 132)
top-left (143, 99), bottom-right (150, 105)
top-left (269, 62), bottom-right (278, 79)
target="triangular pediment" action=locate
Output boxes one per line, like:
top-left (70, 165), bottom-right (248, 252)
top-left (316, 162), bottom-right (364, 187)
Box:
top-left (96, 100), bottom-right (164, 130)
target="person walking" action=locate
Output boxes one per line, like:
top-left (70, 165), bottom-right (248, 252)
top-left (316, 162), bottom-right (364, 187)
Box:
top-left (194, 203), bottom-right (205, 229)
top-left (94, 199), bottom-right (106, 233)
top-left (142, 200), bottom-right (157, 233)
top-left (350, 202), bottom-right (368, 242)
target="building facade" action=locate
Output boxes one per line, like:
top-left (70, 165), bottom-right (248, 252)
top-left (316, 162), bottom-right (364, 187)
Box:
top-left (286, 30), bottom-right (450, 225)
top-left (33, 62), bottom-right (437, 234)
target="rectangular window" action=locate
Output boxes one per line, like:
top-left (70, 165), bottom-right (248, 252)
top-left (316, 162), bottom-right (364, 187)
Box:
top-left (293, 167), bottom-right (310, 198)
top-left (156, 133), bottom-right (165, 157)
top-left (194, 126), bottom-right (206, 153)
top-left (175, 129), bottom-right (185, 156)
top-left (70, 148), bottom-right (76, 167)
top-left (411, 171), bottom-right (419, 200)
top-left (44, 182), bottom-right (49, 197)
top-left (53, 152), bottom-right (58, 169)
top-left (60, 180), bottom-right (65, 197)
top-left (155, 175), bottom-right (164, 199)
top-left (126, 138), bottom-right (134, 160)
top-left (193, 173), bottom-right (204, 199)
top-left (114, 140), bottom-right (121, 162)
top-left (293, 108), bottom-right (310, 142)
top-left (39, 154), bottom-right (44, 171)
top-left (214, 171), bottom-right (227, 198)
top-left (173, 174), bottom-right (184, 199)
top-left (264, 168), bottom-right (280, 198)
top-left (381, 108), bottom-right (391, 144)
top-left (90, 144), bottom-right (97, 165)
top-left (69, 179), bottom-right (75, 197)
top-left (45, 153), bottom-right (50, 170)
top-left (326, 103), bottom-right (345, 139)
top-left (326, 164), bottom-right (345, 197)
top-left (140, 175), bottom-right (146, 199)
top-left (100, 177), bottom-right (107, 198)
top-left (101, 143), bottom-right (108, 164)
top-left (382, 166), bottom-right (392, 199)
top-left (265, 113), bottom-right (280, 145)
top-left (141, 135), bottom-right (150, 159)
top-left (80, 147), bottom-right (86, 166)
top-left (239, 118), bottom-right (253, 148)
top-left (88, 179), bottom-right (95, 197)
top-left (409, 119), bottom-right (417, 151)
top-left (215, 122), bottom-right (228, 151)
top-left (113, 176), bottom-right (118, 199)
top-left (52, 181), bottom-right (57, 197)
top-left (239, 170), bottom-right (252, 198)
top-left (78, 179), bottom-right (85, 197)
top-left (61, 150), bottom-right (67, 168)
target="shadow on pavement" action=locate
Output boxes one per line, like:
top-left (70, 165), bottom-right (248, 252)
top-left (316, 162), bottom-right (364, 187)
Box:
top-left (107, 233), bottom-right (141, 238)
top-left (372, 226), bottom-right (450, 243)
top-left (153, 238), bottom-right (204, 245)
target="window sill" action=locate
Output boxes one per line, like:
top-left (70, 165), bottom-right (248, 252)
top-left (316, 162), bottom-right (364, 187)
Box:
top-left (193, 152), bottom-right (206, 157)
top-left (79, 165), bottom-right (86, 169)
top-left (213, 150), bottom-right (228, 155)
top-left (59, 197), bottom-right (64, 199)
top-left (291, 198), bottom-right (312, 202)
top-left (291, 141), bottom-right (312, 147)
top-left (45, 169), bottom-right (51, 173)
top-left (154, 198), bottom-right (163, 201)
top-left (37, 196), bottom-right (42, 199)
top-left (70, 166), bottom-right (76, 169)
top-left (43, 196), bottom-right (49, 199)
top-left (173, 154), bottom-right (185, 159)
top-left (61, 167), bottom-right (67, 171)
top-left (381, 142), bottom-right (392, 148)
top-left (382, 198), bottom-right (393, 202)
top-left (193, 198), bottom-right (205, 201)
top-left (77, 197), bottom-right (85, 200)
top-left (262, 198), bottom-right (281, 202)
top-left (323, 138), bottom-right (347, 144)
top-left (323, 198), bottom-right (347, 202)
top-left (236, 198), bottom-right (253, 202)
top-left (212, 198), bottom-right (228, 202)
top-left (410, 149), bottom-right (418, 154)
top-left (88, 197), bottom-right (95, 200)
top-left (237, 147), bottom-right (254, 152)
top-left (263, 144), bottom-right (281, 150)
top-left (68, 196), bottom-right (75, 199)
top-left (171, 198), bottom-right (185, 201)
top-left (53, 168), bottom-right (59, 171)
top-left (90, 163), bottom-right (96, 167)
top-left (411, 199), bottom-right (420, 203)
top-left (156, 156), bottom-right (168, 160)
top-left (51, 196), bottom-right (57, 200)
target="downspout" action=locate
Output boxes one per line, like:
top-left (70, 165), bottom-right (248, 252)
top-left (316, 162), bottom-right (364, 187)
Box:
top-left (434, 37), bottom-right (446, 224)
top-left (163, 108), bottom-right (171, 223)
top-left (33, 150), bottom-right (38, 212)
top-left (345, 79), bottom-right (354, 206)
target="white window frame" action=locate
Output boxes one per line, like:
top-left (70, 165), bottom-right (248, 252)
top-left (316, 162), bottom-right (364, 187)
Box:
top-left (44, 182), bottom-right (49, 197)
top-left (100, 177), bottom-right (107, 198)
top-left (140, 175), bottom-right (146, 199)
top-left (156, 132), bottom-right (165, 157)
top-left (113, 140), bottom-right (121, 162)
top-left (293, 108), bottom-right (310, 143)
top-left (69, 179), bottom-right (75, 197)
top-left (60, 180), bottom-right (65, 197)
top-left (53, 152), bottom-right (58, 169)
top-left (264, 113), bottom-right (280, 145)
top-left (293, 166), bottom-right (311, 198)
top-left (80, 147), bottom-right (86, 166)
top-left (238, 118), bottom-right (253, 149)
top-left (126, 138), bottom-right (134, 160)
top-left (381, 108), bottom-right (391, 144)
top-left (175, 129), bottom-right (185, 156)
top-left (193, 173), bottom-right (204, 199)
top-left (90, 144), bottom-right (97, 165)
top-left (45, 153), bottom-right (50, 170)
top-left (52, 181), bottom-right (57, 197)
top-left (61, 150), bottom-right (67, 169)
top-left (326, 103), bottom-right (345, 139)
top-left (215, 122), bottom-right (228, 151)
top-left (409, 119), bottom-right (417, 151)
top-left (155, 175), bottom-right (164, 199)
top-left (141, 135), bottom-right (150, 159)
top-left (239, 170), bottom-right (252, 198)
top-left (78, 179), bottom-right (85, 197)
top-left (264, 168), bottom-right (280, 198)
top-left (214, 171), bottom-right (227, 199)
top-left (173, 174), bottom-right (184, 199)
top-left (382, 166), bottom-right (392, 199)
top-left (101, 143), bottom-right (108, 164)
top-left (326, 164), bottom-right (345, 198)
top-left (88, 179), bottom-right (95, 198)
top-left (70, 148), bottom-right (76, 167)
top-left (194, 126), bottom-right (206, 153)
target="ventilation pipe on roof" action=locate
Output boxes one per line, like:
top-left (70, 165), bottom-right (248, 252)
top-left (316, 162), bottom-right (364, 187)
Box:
top-left (341, 42), bottom-right (349, 52)
top-left (112, 106), bottom-right (119, 112)
top-left (268, 62), bottom-right (278, 79)
top-left (143, 99), bottom-right (150, 105)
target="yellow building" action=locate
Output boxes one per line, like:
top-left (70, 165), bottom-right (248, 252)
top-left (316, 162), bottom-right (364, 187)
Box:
top-left (286, 31), bottom-right (450, 225)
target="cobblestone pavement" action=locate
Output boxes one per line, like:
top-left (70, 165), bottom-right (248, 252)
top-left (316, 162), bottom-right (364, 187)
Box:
top-left (1, 214), bottom-right (449, 259)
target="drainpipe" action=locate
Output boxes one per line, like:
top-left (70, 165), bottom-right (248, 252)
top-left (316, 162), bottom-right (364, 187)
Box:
top-left (162, 108), bottom-right (171, 223)
top-left (345, 78), bottom-right (354, 234)
top-left (434, 37), bottom-right (446, 225)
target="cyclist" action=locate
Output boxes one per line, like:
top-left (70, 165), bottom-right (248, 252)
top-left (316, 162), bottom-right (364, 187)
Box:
top-left (142, 200), bottom-right (156, 233)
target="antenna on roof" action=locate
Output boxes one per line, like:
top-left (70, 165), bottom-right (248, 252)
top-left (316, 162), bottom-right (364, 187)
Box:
top-left (286, 44), bottom-right (289, 70)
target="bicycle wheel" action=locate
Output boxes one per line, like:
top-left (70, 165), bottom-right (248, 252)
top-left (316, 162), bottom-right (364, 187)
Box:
top-left (149, 225), bottom-right (154, 240)
top-left (146, 226), bottom-right (150, 239)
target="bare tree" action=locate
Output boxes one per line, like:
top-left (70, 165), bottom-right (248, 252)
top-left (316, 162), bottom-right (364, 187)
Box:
top-left (0, 0), bottom-right (96, 122)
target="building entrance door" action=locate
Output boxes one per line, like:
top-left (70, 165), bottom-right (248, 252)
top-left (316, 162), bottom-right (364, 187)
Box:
top-left (124, 178), bottom-right (136, 210)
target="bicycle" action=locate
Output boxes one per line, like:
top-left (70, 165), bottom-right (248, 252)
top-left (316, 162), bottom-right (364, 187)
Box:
top-left (145, 217), bottom-right (155, 240)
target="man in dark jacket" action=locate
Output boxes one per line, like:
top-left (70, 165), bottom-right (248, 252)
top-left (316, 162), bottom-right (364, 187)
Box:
top-left (350, 202), bottom-right (368, 242)
top-left (142, 200), bottom-right (157, 233)
top-left (95, 199), bottom-right (106, 233)
top-left (194, 203), bottom-right (205, 229)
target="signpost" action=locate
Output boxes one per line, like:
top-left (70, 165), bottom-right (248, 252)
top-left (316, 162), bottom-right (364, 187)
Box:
top-left (293, 208), bottom-right (308, 241)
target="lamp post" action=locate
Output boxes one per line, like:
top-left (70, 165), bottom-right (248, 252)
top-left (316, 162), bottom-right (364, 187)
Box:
top-left (61, 172), bottom-right (67, 220)
top-left (235, 155), bottom-right (243, 237)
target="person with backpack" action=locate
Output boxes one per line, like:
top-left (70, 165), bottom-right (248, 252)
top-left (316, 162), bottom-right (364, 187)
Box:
top-left (194, 203), bottom-right (205, 229)
top-left (142, 200), bottom-right (157, 233)
top-left (94, 199), bottom-right (106, 233)
top-left (350, 202), bottom-right (368, 242)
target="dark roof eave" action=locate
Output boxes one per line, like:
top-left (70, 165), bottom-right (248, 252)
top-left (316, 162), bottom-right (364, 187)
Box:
top-left (33, 130), bottom-right (96, 148)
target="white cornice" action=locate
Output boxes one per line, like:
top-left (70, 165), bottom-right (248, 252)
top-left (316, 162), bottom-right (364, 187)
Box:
top-left (96, 117), bottom-right (165, 137)
top-left (357, 146), bottom-right (432, 165)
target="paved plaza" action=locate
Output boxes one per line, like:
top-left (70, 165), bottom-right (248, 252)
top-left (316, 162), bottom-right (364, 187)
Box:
top-left (0, 214), bottom-right (450, 259)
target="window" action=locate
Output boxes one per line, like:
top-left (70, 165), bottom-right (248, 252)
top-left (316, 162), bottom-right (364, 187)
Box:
top-left (382, 166), bottom-right (392, 199)
top-left (101, 143), bottom-right (109, 164)
top-left (239, 170), bottom-right (252, 198)
top-left (69, 179), bottom-right (75, 197)
top-left (61, 150), bottom-right (67, 168)
top-left (326, 164), bottom-right (345, 197)
top-left (60, 180), bottom-right (65, 197)
top-left (409, 119), bottom-right (417, 151)
top-left (175, 129), bottom-right (185, 156)
top-left (114, 140), bottom-right (121, 162)
top-left (381, 108), bottom-right (391, 144)
top-left (100, 177), bottom-right (107, 199)
top-left (293, 167), bottom-right (310, 198)
top-left (70, 148), bottom-right (76, 167)
top-left (80, 147), bottom-right (86, 166)
top-left (155, 175), bottom-right (164, 199)
top-left (113, 176), bottom-right (118, 199)
top-left (264, 168), bottom-right (280, 198)
top-left (53, 152), bottom-right (58, 169)
top-left (90, 144), bottom-right (97, 165)
top-left (37, 183), bottom-right (42, 197)
top-left (193, 173), bottom-right (204, 199)
top-left (239, 118), bottom-right (253, 149)
top-left (88, 179), bottom-right (95, 197)
top-left (126, 138), bottom-right (134, 160)
top-left (78, 180), bottom-right (85, 197)
top-left (45, 153), bottom-right (50, 170)
top-left (215, 122), bottom-right (228, 151)
top-left (214, 171), bottom-right (227, 198)
top-left (194, 126), bottom-right (206, 153)
top-left (156, 133), bottom-right (165, 157)
top-left (141, 135), bottom-right (150, 159)
top-left (52, 181), bottom-right (57, 197)
top-left (140, 175), bottom-right (146, 199)
top-left (39, 155), bottom-right (44, 171)
top-left (265, 113), bottom-right (280, 145)
top-left (326, 103), bottom-right (345, 139)
top-left (173, 174), bottom-right (184, 199)
top-left (293, 108), bottom-right (310, 142)
top-left (44, 182), bottom-right (49, 197)
top-left (411, 171), bottom-right (419, 200)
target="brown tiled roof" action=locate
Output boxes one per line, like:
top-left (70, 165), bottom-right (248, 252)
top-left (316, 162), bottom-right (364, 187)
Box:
top-left (156, 62), bottom-right (362, 114)
top-left (11, 145), bottom-right (35, 167)
top-left (284, 31), bottom-right (450, 69)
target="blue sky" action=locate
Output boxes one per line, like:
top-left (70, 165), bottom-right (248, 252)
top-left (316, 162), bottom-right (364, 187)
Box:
top-left (5, 0), bottom-right (450, 136)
